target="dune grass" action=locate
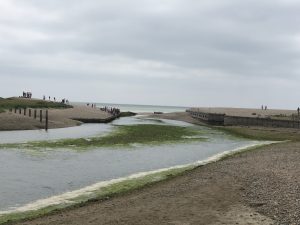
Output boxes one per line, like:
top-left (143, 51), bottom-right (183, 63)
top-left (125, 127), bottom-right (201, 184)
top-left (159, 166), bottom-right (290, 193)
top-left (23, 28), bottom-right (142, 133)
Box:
top-left (0, 124), bottom-right (205, 150)
top-left (0, 97), bottom-right (72, 112)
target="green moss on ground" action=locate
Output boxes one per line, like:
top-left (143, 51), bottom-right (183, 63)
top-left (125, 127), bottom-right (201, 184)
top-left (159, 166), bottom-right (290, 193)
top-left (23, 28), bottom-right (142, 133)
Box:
top-left (0, 124), bottom-right (205, 149)
top-left (0, 97), bottom-right (72, 112)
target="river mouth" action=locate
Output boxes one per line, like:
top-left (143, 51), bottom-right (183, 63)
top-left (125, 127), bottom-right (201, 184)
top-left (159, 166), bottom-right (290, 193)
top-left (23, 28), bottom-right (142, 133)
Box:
top-left (0, 116), bottom-right (263, 215)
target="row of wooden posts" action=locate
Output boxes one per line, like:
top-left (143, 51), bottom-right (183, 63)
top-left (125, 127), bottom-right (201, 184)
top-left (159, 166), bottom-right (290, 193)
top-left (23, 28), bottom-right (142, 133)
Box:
top-left (9, 108), bottom-right (49, 131)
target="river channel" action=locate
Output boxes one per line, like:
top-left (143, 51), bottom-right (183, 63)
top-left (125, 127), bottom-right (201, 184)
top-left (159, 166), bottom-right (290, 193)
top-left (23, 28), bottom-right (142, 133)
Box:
top-left (0, 116), bottom-right (259, 212)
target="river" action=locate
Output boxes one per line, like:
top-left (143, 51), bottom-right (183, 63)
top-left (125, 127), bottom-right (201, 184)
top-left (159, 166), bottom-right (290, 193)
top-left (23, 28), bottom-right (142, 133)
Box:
top-left (0, 116), bottom-right (259, 213)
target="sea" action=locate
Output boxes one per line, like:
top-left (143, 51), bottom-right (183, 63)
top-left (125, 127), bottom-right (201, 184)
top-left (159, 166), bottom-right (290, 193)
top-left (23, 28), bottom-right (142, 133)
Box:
top-left (72, 102), bottom-right (189, 113)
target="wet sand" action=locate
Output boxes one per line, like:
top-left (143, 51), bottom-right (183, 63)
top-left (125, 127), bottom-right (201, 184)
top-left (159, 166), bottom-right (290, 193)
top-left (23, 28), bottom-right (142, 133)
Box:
top-left (9, 112), bottom-right (300, 225)
top-left (0, 106), bottom-right (111, 131)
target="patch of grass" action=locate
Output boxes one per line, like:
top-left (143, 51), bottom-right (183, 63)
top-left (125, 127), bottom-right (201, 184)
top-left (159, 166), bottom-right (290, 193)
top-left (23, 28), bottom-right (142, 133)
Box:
top-left (0, 97), bottom-right (72, 112)
top-left (0, 124), bottom-right (206, 149)
top-left (217, 126), bottom-right (300, 141)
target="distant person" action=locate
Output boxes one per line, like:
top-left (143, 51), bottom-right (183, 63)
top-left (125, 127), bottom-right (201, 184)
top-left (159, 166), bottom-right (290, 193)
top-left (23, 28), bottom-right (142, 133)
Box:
top-left (265, 106), bottom-right (267, 110)
top-left (49, 96), bottom-right (51, 101)
top-left (261, 105), bottom-right (264, 110)
top-left (54, 97), bottom-right (56, 102)
top-left (43, 95), bottom-right (45, 100)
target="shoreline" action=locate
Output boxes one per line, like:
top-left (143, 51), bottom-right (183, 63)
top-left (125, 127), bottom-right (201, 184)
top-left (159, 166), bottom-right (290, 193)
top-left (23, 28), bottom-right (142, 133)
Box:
top-left (0, 141), bottom-right (275, 224)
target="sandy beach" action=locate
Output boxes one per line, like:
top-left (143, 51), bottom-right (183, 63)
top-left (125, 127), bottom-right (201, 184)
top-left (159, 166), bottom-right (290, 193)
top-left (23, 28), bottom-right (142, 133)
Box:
top-left (6, 112), bottom-right (299, 225)
top-left (0, 106), bottom-right (111, 131)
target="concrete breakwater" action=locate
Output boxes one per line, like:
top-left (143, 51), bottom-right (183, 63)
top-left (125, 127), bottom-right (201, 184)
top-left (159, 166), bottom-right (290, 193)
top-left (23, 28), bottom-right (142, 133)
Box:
top-left (187, 109), bottom-right (300, 128)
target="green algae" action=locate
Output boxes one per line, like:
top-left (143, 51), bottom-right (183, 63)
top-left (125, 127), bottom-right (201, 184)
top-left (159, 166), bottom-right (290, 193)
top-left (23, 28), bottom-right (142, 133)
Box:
top-left (0, 124), bottom-right (206, 150)
top-left (0, 166), bottom-right (194, 225)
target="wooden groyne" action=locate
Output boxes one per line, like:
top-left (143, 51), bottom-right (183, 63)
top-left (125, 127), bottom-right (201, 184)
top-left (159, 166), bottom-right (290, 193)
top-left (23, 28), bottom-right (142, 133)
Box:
top-left (187, 109), bottom-right (300, 129)
top-left (10, 107), bottom-right (49, 130)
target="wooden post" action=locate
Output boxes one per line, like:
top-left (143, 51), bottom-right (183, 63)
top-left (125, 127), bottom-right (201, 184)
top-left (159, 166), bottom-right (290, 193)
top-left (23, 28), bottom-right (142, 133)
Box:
top-left (45, 110), bottom-right (48, 131)
top-left (40, 110), bottom-right (42, 122)
top-left (24, 108), bottom-right (26, 116)
top-left (34, 109), bottom-right (37, 119)
top-left (19, 108), bottom-right (21, 114)
top-left (14, 108), bottom-right (17, 113)
top-left (29, 109), bottom-right (31, 117)
top-left (298, 108), bottom-right (300, 129)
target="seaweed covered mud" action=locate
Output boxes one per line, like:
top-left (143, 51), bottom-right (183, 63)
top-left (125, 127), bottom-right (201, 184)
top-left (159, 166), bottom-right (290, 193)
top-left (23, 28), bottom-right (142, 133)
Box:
top-left (0, 124), bottom-right (206, 150)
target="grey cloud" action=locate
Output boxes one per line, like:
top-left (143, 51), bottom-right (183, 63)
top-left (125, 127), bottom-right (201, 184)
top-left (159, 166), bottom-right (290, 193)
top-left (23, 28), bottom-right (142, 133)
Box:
top-left (1, 0), bottom-right (300, 108)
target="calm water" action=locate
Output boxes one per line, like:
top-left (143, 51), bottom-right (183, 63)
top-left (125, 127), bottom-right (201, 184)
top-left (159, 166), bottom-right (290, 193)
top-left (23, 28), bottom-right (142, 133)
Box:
top-left (73, 102), bottom-right (188, 113)
top-left (0, 117), bottom-right (257, 212)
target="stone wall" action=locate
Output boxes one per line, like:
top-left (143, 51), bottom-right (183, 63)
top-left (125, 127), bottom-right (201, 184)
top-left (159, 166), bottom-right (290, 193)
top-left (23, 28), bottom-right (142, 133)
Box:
top-left (224, 115), bottom-right (300, 128)
top-left (187, 110), bottom-right (225, 125)
top-left (187, 109), bottom-right (300, 128)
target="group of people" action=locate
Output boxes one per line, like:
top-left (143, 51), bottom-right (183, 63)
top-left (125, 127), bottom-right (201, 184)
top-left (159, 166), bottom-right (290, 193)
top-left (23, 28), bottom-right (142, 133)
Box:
top-left (100, 106), bottom-right (120, 116)
top-left (21, 91), bottom-right (32, 98)
top-left (61, 98), bottom-right (69, 104)
top-left (43, 95), bottom-right (69, 104)
top-left (87, 103), bottom-right (97, 108)
top-left (86, 104), bottom-right (120, 116)
top-left (261, 105), bottom-right (268, 110)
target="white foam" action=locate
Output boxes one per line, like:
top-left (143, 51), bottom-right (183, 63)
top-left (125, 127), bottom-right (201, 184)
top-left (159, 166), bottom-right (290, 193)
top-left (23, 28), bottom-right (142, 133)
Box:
top-left (0, 141), bottom-right (278, 216)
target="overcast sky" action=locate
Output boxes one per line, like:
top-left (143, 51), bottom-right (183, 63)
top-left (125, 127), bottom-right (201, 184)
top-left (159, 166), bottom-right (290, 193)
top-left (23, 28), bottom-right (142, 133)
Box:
top-left (1, 0), bottom-right (300, 108)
